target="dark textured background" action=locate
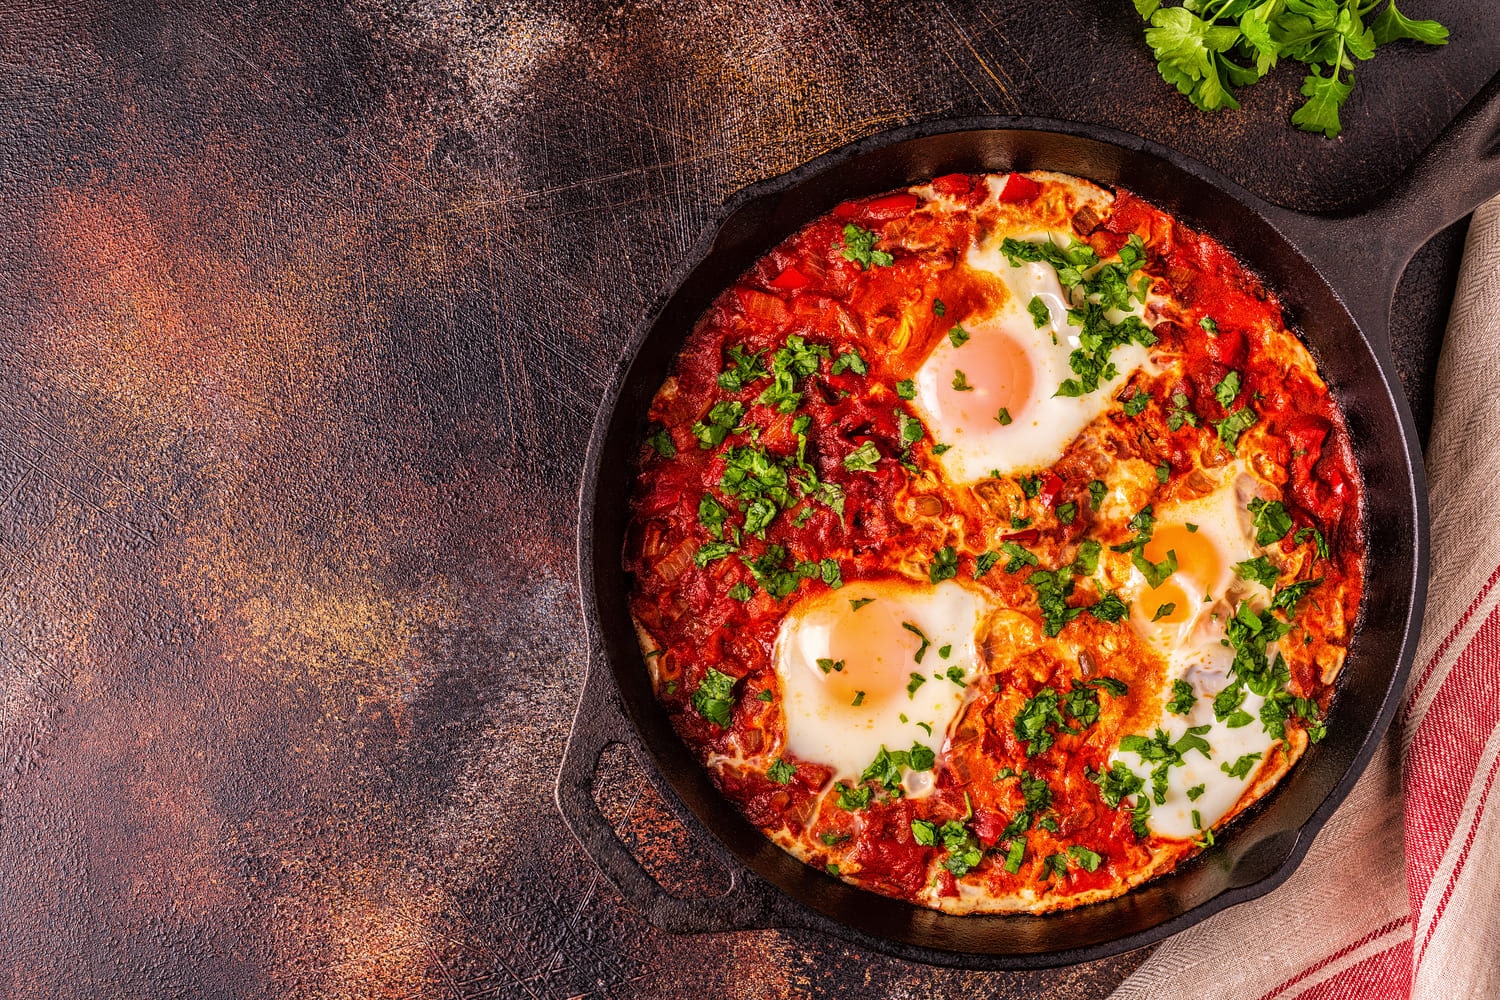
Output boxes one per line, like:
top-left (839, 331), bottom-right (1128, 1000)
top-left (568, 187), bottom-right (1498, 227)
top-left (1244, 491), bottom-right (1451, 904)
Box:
top-left (0, 2), bottom-right (1495, 997)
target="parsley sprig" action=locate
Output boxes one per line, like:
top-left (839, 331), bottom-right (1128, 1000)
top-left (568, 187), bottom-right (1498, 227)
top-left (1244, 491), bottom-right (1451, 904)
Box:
top-left (1134, 0), bottom-right (1449, 139)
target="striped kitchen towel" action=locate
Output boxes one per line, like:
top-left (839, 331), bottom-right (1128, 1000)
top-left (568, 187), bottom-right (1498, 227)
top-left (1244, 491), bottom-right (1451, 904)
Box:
top-left (1108, 194), bottom-right (1500, 999)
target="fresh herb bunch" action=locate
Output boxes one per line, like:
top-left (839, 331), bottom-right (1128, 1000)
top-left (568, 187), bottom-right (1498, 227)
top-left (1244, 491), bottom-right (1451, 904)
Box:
top-left (1133, 0), bottom-right (1448, 138)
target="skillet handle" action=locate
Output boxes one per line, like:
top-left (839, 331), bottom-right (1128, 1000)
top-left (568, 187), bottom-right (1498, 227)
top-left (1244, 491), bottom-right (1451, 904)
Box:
top-left (1272, 68), bottom-right (1500, 340)
top-left (553, 651), bottom-right (792, 934)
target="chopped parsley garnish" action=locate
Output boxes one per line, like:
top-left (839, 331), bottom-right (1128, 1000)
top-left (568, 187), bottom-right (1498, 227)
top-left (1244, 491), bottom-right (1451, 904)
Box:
top-left (1089, 591), bottom-right (1130, 623)
top-left (996, 407), bottom-right (1013, 425)
top-left (851, 691), bottom-right (865, 707)
top-left (951, 369), bottom-right (974, 391)
top-left (894, 410), bottom-right (925, 448)
top-left (895, 379), bottom-right (916, 400)
top-left (1246, 497), bottom-right (1294, 546)
top-left (1132, 547), bottom-right (1179, 588)
top-left (1200, 316), bottom-right (1218, 336)
top-left (929, 545), bottom-right (959, 583)
top-left (1155, 461), bottom-right (1171, 484)
top-left (1166, 679), bottom-right (1197, 714)
top-left (933, 298), bottom-right (946, 316)
top-left (1295, 525), bottom-right (1330, 559)
top-left (767, 758), bottom-right (795, 784)
top-left (861, 742), bottom-right (935, 792)
top-left (835, 782), bottom-right (872, 810)
top-left (1002, 838), bottom-right (1027, 874)
top-left (738, 545), bottom-right (804, 599)
top-left (1029, 567), bottom-right (1084, 637)
top-left (906, 673), bottom-right (926, 698)
top-left (1044, 853), bottom-right (1070, 879)
top-left (932, 442), bottom-right (951, 454)
top-left (840, 223), bottom-right (893, 270)
top-left (694, 541), bottom-right (737, 567)
top-left (1167, 390), bottom-right (1198, 430)
top-left (941, 819), bottom-right (983, 876)
top-left (816, 658), bottom-right (844, 674)
top-left (697, 494), bottom-right (729, 539)
top-left (1028, 295), bottom-right (1050, 328)
top-left (911, 818), bottom-right (937, 846)
top-left (850, 597), bottom-right (875, 611)
top-left (1088, 479), bottom-right (1107, 510)
top-left (1187, 783), bottom-right (1206, 801)
top-left (1072, 539), bottom-right (1102, 575)
top-left (1094, 762), bottom-right (1145, 808)
top-left (728, 582), bottom-right (753, 601)
top-left (1000, 541), bottom-right (1039, 573)
top-left (821, 831), bottom-right (850, 846)
top-left (690, 668), bottom-right (737, 727)
top-left (975, 551), bottom-right (1001, 577)
top-left (1235, 555), bottom-right (1280, 587)
top-left (1014, 688), bottom-right (1067, 756)
top-left (1222, 752), bottom-right (1263, 779)
top-left (830, 349), bottom-right (868, 376)
top-left (756, 689), bottom-right (773, 702)
top-left (1122, 389), bottom-right (1150, 416)
top-left (902, 621), bottom-right (933, 663)
top-left (1067, 844), bottom-right (1102, 872)
top-left (1152, 601), bottom-right (1177, 622)
top-left (1272, 577), bottom-right (1323, 614)
top-left (1214, 406), bottom-right (1258, 453)
top-left (948, 324), bottom-right (971, 347)
top-left (1214, 681), bottom-right (1254, 728)
top-left (1056, 500), bottom-right (1077, 525)
top-left (1090, 677), bottom-right (1129, 697)
top-left (646, 425), bottom-right (677, 458)
top-left (717, 344), bottom-right (769, 392)
top-left (1213, 370), bottom-right (1242, 408)
top-left (692, 399), bottom-right (745, 449)
top-left (1018, 473), bottom-right (1043, 499)
top-left (842, 441), bottom-right (881, 472)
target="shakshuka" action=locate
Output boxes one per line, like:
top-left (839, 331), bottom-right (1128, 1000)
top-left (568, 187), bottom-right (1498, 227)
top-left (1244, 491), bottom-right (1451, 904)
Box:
top-left (623, 171), bottom-right (1363, 913)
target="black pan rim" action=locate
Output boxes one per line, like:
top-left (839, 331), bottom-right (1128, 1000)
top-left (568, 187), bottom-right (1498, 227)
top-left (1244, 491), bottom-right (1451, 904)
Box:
top-left (567, 112), bottom-right (1430, 969)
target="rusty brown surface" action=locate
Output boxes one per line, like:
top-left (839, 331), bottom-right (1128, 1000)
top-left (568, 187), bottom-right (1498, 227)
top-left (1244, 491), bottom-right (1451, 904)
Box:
top-left (0, 2), bottom-right (1495, 997)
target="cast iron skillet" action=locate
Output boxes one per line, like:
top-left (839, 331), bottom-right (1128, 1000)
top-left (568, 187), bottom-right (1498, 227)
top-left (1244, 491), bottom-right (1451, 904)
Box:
top-left (558, 72), bottom-right (1500, 968)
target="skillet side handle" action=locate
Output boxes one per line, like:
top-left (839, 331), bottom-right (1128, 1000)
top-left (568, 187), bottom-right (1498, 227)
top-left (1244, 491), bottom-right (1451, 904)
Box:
top-left (553, 652), bottom-right (789, 935)
top-left (1275, 68), bottom-right (1500, 342)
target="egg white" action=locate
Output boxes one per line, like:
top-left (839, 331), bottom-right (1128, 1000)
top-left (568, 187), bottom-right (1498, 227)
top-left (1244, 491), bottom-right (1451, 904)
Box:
top-left (774, 578), bottom-right (989, 793)
top-left (1107, 469), bottom-right (1282, 839)
top-left (911, 223), bottom-right (1153, 484)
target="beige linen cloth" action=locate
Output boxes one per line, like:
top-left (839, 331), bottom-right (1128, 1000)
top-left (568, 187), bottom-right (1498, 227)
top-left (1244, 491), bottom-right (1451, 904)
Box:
top-left (1108, 195), bottom-right (1500, 999)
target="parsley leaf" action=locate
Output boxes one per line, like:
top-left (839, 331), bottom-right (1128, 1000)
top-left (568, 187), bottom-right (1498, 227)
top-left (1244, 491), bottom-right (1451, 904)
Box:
top-left (1235, 555), bottom-right (1280, 587)
top-left (952, 369), bottom-right (974, 391)
top-left (948, 325), bottom-right (971, 347)
top-left (1222, 751), bottom-right (1262, 779)
top-left (691, 668), bottom-right (737, 727)
top-left (843, 441), bottom-right (881, 472)
top-left (718, 344), bottom-right (769, 392)
top-left (1247, 497), bottom-right (1294, 545)
top-left (1089, 590), bottom-right (1130, 623)
top-left (840, 223), bottom-right (893, 270)
top-left (1213, 369), bottom-right (1242, 408)
top-left (1067, 844), bottom-right (1102, 872)
top-left (902, 621), bottom-right (932, 664)
top-left (929, 545), bottom-right (959, 583)
top-left (646, 425), bottom-right (676, 458)
top-left (767, 758), bottom-right (795, 784)
top-left (895, 379), bottom-right (916, 400)
top-left (1088, 479), bottom-right (1107, 510)
top-left (1001, 541), bottom-right (1039, 573)
top-left (975, 551), bottom-right (1001, 577)
top-left (1166, 678), bottom-right (1196, 714)
top-left (1028, 295), bottom-right (1051, 328)
top-left (1214, 406), bottom-right (1257, 453)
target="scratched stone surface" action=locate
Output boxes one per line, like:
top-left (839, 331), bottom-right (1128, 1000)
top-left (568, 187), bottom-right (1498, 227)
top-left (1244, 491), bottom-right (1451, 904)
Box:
top-left (0, 2), bottom-right (1496, 998)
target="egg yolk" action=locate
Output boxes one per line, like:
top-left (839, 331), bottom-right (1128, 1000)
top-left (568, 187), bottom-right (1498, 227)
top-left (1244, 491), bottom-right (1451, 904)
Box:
top-left (928, 326), bottom-right (1035, 434)
top-left (1142, 523), bottom-right (1222, 624)
top-left (796, 611), bottom-right (925, 715)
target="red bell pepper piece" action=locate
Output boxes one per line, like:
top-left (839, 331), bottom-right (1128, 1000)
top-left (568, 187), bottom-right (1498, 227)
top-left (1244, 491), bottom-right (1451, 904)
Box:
top-left (1038, 472), bottom-right (1065, 507)
top-left (998, 173), bottom-right (1042, 204)
top-left (1001, 529), bottom-right (1040, 545)
top-left (931, 173), bottom-right (972, 196)
top-left (863, 192), bottom-right (921, 220)
top-left (768, 266), bottom-right (811, 291)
